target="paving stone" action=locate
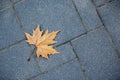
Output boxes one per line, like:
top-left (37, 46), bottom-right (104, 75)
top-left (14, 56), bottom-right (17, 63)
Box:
top-left (71, 27), bottom-right (120, 80)
top-left (14, 0), bottom-right (85, 45)
top-left (0, 42), bottom-right (40, 80)
top-left (33, 59), bottom-right (86, 80)
top-left (73, 0), bottom-right (102, 30)
top-left (0, 0), bottom-right (10, 8)
top-left (38, 43), bottom-right (76, 72)
top-left (0, 8), bottom-right (24, 49)
top-left (98, 0), bottom-right (120, 55)
top-left (93, 0), bottom-right (111, 7)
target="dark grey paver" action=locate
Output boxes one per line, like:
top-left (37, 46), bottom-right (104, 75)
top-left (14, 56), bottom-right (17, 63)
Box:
top-left (14, 0), bottom-right (85, 45)
top-left (0, 8), bottom-right (24, 49)
top-left (93, 0), bottom-right (111, 7)
top-left (73, 0), bottom-right (102, 30)
top-left (98, 0), bottom-right (120, 55)
top-left (0, 42), bottom-right (40, 80)
top-left (38, 43), bottom-right (76, 72)
top-left (33, 59), bottom-right (86, 80)
top-left (71, 27), bottom-right (120, 80)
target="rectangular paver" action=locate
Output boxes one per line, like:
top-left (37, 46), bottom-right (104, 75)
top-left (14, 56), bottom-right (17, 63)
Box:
top-left (33, 59), bottom-right (86, 80)
top-left (73, 0), bottom-right (102, 30)
top-left (71, 27), bottom-right (120, 80)
top-left (0, 8), bottom-right (24, 49)
top-left (38, 43), bottom-right (76, 72)
top-left (0, 42), bottom-right (40, 80)
top-left (98, 0), bottom-right (120, 56)
top-left (14, 0), bottom-right (85, 45)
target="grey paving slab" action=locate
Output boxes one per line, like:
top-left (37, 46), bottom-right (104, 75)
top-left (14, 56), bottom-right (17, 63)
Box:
top-left (98, 0), bottom-right (120, 55)
top-left (93, 0), bottom-right (111, 6)
top-left (0, 8), bottom-right (24, 49)
top-left (33, 59), bottom-right (86, 80)
top-left (0, 42), bottom-right (40, 80)
top-left (71, 27), bottom-right (120, 80)
top-left (38, 43), bottom-right (76, 72)
top-left (0, 0), bottom-right (10, 8)
top-left (14, 0), bottom-right (85, 45)
top-left (73, 0), bottom-right (102, 30)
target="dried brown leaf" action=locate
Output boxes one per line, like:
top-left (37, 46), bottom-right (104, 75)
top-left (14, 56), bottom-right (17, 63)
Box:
top-left (25, 25), bottom-right (59, 59)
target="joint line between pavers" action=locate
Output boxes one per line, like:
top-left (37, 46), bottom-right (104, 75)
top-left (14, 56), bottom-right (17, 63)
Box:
top-left (35, 58), bottom-right (44, 73)
top-left (56, 25), bottom-right (103, 48)
top-left (44, 58), bottom-right (76, 74)
top-left (69, 42), bottom-right (90, 80)
top-left (10, 0), bottom-right (25, 33)
top-left (103, 27), bottom-right (120, 58)
top-left (86, 23), bottom-right (103, 33)
top-left (27, 58), bottom-right (77, 80)
top-left (93, 0), bottom-right (114, 8)
top-left (55, 32), bottom-right (87, 48)
top-left (0, 39), bottom-right (25, 52)
top-left (92, 1), bottom-right (120, 58)
top-left (71, 0), bottom-right (88, 32)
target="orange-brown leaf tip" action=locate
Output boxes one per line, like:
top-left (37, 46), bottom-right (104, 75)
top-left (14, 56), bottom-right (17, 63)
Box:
top-left (25, 32), bottom-right (30, 36)
top-left (56, 30), bottom-right (60, 33)
top-left (45, 29), bottom-right (49, 34)
top-left (25, 32), bottom-right (32, 40)
top-left (36, 25), bottom-right (40, 30)
top-left (46, 56), bottom-right (49, 60)
top-left (24, 32), bottom-right (28, 36)
top-left (36, 53), bottom-right (40, 58)
top-left (37, 24), bottom-right (40, 27)
top-left (32, 30), bottom-right (35, 33)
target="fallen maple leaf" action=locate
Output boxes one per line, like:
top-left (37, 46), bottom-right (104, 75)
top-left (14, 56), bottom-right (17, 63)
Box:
top-left (25, 25), bottom-right (59, 59)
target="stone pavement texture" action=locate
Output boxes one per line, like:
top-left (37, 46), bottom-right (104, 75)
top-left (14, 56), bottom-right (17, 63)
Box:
top-left (0, 0), bottom-right (120, 80)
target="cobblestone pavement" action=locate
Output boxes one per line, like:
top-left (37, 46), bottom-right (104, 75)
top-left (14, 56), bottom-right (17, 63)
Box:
top-left (0, 0), bottom-right (120, 80)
